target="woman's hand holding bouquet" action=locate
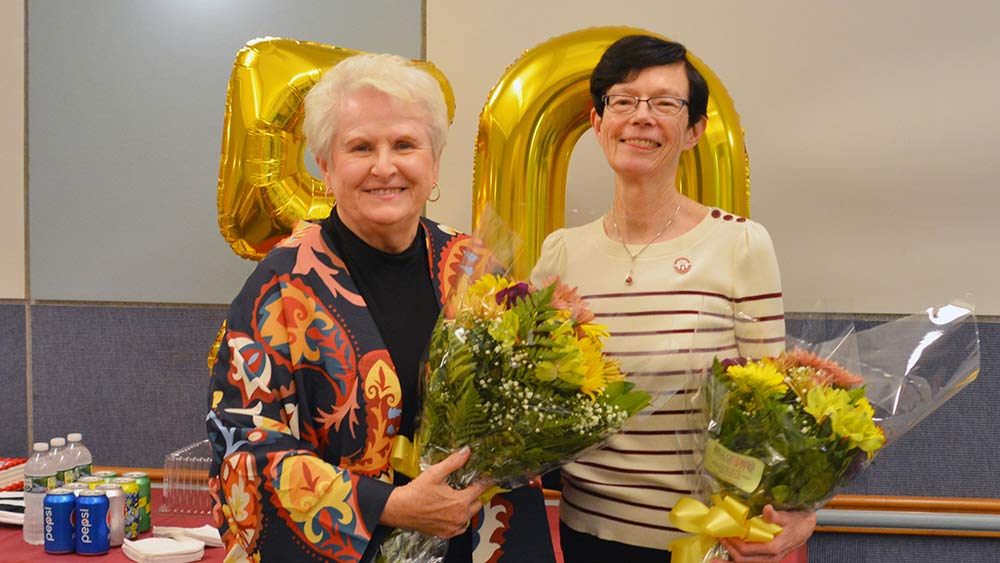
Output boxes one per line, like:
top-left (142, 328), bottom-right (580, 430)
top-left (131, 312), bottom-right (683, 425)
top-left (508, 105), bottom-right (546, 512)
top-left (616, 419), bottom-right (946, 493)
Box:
top-left (379, 272), bottom-right (651, 563)
top-left (669, 303), bottom-right (980, 563)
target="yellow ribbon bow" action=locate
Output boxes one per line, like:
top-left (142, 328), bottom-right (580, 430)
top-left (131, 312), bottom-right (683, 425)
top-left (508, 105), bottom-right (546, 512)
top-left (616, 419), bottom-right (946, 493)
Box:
top-left (667, 495), bottom-right (783, 563)
top-left (390, 434), bottom-right (423, 479)
top-left (389, 436), bottom-right (508, 505)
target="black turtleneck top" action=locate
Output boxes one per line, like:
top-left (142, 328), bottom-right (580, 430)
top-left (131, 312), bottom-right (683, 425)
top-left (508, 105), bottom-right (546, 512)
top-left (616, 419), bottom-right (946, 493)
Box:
top-left (320, 209), bottom-right (439, 441)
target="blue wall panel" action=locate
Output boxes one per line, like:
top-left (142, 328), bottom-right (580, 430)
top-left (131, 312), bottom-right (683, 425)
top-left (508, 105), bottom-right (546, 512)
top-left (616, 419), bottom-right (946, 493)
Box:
top-left (786, 319), bottom-right (1000, 500)
top-left (809, 533), bottom-right (1000, 562)
top-left (0, 304), bottom-right (27, 456)
top-left (31, 305), bottom-right (227, 467)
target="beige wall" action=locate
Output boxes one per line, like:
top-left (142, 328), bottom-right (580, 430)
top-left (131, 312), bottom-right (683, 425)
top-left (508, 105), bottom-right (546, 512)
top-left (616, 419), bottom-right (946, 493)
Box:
top-left (0, 0), bottom-right (25, 299)
top-left (427, 0), bottom-right (1000, 314)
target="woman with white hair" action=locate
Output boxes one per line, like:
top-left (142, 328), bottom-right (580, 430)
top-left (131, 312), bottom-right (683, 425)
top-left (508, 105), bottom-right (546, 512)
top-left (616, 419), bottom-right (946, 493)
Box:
top-left (208, 53), bottom-right (555, 563)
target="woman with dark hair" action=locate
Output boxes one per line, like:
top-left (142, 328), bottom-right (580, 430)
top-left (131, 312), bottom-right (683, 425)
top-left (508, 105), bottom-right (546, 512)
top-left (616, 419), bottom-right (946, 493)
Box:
top-left (532, 35), bottom-right (814, 563)
top-left (208, 53), bottom-right (555, 563)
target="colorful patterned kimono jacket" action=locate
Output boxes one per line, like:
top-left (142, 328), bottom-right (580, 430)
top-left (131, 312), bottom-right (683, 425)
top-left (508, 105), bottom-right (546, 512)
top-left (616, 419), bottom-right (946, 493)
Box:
top-left (207, 218), bottom-right (555, 562)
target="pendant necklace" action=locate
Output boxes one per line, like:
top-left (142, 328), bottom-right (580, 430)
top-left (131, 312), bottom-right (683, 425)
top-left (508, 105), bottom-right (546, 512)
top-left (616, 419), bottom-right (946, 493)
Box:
top-left (611, 201), bottom-right (682, 285)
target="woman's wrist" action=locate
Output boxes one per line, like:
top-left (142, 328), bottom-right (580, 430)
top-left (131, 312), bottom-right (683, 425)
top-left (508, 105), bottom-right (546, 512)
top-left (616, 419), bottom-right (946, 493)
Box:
top-left (378, 484), bottom-right (410, 528)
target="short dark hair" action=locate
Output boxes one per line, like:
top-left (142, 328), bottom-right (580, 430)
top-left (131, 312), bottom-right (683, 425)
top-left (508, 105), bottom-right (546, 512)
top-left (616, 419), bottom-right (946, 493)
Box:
top-left (590, 35), bottom-right (709, 127)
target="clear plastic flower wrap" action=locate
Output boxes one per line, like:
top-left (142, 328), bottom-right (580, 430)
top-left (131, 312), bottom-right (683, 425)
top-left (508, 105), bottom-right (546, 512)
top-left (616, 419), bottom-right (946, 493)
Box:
top-left (377, 211), bottom-right (657, 563)
top-left (667, 301), bottom-right (981, 563)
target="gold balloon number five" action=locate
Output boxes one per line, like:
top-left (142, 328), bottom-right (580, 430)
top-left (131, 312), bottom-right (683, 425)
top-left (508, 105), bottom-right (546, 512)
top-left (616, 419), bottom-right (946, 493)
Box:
top-left (217, 28), bottom-right (747, 271)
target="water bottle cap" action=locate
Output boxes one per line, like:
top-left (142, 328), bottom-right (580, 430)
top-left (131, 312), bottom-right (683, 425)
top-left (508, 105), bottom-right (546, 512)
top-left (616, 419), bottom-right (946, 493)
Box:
top-left (50, 437), bottom-right (66, 447)
top-left (33, 442), bottom-right (49, 452)
top-left (67, 432), bottom-right (82, 442)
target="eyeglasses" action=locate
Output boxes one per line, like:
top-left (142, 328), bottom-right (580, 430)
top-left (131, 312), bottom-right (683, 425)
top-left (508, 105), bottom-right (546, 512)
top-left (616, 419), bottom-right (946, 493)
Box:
top-left (602, 94), bottom-right (688, 117)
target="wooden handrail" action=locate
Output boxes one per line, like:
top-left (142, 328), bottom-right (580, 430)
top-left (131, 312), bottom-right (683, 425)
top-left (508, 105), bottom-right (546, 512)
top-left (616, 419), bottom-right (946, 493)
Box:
top-left (543, 489), bottom-right (1000, 515)
top-left (544, 488), bottom-right (1000, 536)
top-left (825, 494), bottom-right (1000, 514)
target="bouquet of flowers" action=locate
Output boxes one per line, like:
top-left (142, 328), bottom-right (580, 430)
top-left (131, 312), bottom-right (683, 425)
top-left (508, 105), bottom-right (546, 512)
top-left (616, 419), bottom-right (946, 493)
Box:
top-left (416, 274), bottom-right (651, 480)
top-left (700, 350), bottom-right (884, 515)
top-left (668, 303), bottom-right (980, 563)
top-left (379, 269), bottom-right (651, 562)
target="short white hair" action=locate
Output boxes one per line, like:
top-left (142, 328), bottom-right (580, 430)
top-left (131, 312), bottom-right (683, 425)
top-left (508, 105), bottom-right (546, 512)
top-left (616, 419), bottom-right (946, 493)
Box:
top-left (303, 53), bottom-right (449, 164)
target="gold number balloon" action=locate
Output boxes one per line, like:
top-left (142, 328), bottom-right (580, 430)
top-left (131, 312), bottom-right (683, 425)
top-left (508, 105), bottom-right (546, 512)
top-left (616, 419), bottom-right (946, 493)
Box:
top-left (217, 37), bottom-right (456, 260)
top-left (471, 26), bottom-right (749, 278)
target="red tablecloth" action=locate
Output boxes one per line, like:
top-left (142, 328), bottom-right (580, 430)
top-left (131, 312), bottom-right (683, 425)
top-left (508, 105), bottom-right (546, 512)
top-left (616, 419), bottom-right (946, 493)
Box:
top-left (0, 488), bottom-right (224, 563)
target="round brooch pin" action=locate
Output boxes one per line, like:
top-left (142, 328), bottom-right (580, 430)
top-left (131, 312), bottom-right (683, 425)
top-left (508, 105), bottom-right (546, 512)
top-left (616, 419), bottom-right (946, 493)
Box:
top-left (674, 257), bottom-right (691, 274)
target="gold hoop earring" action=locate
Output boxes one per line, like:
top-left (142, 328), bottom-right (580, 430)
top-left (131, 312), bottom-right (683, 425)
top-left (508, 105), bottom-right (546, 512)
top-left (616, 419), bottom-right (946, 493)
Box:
top-left (427, 183), bottom-right (441, 203)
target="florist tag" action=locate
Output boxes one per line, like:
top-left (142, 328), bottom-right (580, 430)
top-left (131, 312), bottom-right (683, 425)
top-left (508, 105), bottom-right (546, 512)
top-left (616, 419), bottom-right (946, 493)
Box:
top-left (704, 439), bottom-right (764, 494)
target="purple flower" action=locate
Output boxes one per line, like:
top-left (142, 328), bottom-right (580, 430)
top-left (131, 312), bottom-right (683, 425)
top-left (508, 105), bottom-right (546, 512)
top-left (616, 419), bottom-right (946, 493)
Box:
top-left (720, 357), bottom-right (748, 369)
top-left (495, 282), bottom-right (531, 308)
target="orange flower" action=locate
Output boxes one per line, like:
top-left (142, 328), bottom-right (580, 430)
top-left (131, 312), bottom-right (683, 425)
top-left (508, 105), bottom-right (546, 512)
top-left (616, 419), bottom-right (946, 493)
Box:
top-left (548, 279), bottom-right (596, 325)
top-left (780, 349), bottom-right (863, 388)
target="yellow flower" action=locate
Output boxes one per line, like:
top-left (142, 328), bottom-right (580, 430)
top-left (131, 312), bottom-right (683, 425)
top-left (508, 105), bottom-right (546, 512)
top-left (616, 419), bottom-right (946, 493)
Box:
top-left (534, 325), bottom-right (581, 378)
top-left (551, 331), bottom-right (585, 386)
top-left (805, 388), bottom-right (885, 454)
top-left (540, 330), bottom-right (624, 400)
top-left (576, 321), bottom-right (610, 340)
top-left (577, 336), bottom-right (613, 399)
top-left (726, 359), bottom-right (788, 394)
top-left (830, 397), bottom-right (885, 453)
top-left (464, 274), bottom-right (512, 319)
top-left (552, 308), bottom-right (572, 324)
top-left (803, 386), bottom-right (850, 423)
top-left (548, 319), bottom-right (576, 342)
top-left (535, 360), bottom-right (559, 382)
top-left (487, 309), bottom-right (521, 346)
top-left (603, 359), bottom-right (625, 384)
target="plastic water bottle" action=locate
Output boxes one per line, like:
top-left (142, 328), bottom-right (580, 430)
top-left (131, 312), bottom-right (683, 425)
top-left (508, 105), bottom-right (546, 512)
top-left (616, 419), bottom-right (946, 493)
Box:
top-left (22, 441), bottom-right (53, 545)
top-left (66, 432), bottom-right (93, 479)
top-left (48, 437), bottom-right (75, 486)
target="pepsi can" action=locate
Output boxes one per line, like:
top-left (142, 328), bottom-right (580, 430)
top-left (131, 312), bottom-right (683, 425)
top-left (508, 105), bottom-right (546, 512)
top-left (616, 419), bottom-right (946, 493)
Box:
top-left (43, 488), bottom-right (75, 554)
top-left (96, 483), bottom-right (125, 547)
top-left (75, 490), bottom-right (110, 555)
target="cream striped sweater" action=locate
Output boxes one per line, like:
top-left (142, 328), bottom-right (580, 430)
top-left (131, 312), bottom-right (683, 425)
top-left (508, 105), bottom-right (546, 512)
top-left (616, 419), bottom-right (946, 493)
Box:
top-left (530, 209), bottom-right (785, 550)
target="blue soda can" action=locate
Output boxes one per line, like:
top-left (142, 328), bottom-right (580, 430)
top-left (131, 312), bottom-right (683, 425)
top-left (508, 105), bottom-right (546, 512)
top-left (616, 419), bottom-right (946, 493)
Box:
top-left (75, 490), bottom-right (110, 555)
top-left (43, 488), bottom-right (76, 554)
